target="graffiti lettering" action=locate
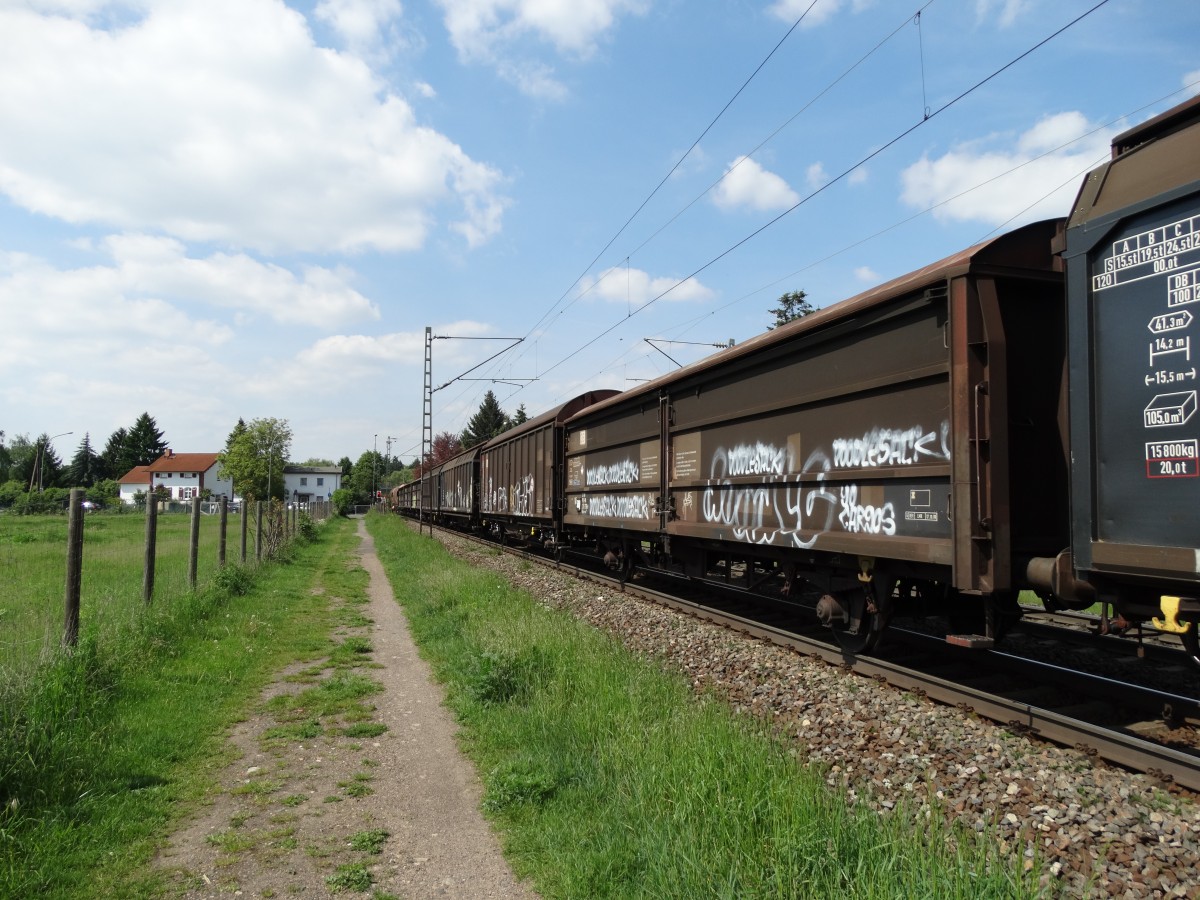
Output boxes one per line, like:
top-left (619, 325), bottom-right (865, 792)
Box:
top-left (484, 477), bottom-right (507, 513)
top-left (717, 442), bottom-right (787, 477)
top-left (587, 460), bottom-right (640, 486)
top-left (513, 474), bottom-right (535, 516)
top-left (586, 494), bottom-right (651, 519)
top-left (702, 482), bottom-right (784, 544)
top-left (831, 422), bottom-right (950, 469)
top-left (837, 484), bottom-right (896, 535)
top-left (787, 449), bottom-right (837, 549)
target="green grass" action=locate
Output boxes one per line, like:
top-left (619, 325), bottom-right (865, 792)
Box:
top-left (368, 514), bottom-right (1039, 899)
top-left (0, 510), bottom-right (255, 675)
top-left (0, 515), bottom-right (356, 899)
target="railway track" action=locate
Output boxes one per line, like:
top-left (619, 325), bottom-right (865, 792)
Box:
top-left (442, 525), bottom-right (1200, 794)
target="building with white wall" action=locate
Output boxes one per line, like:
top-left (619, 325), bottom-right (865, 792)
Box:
top-left (117, 465), bottom-right (152, 504)
top-left (145, 451), bottom-right (234, 502)
top-left (282, 465), bottom-right (342, 505)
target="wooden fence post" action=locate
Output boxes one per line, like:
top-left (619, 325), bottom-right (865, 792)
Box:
top-left (64, 488), bottom-right (84, 648)
top-left (188, 496), bottom-right (201, 589)
top-left (143, 493), bottom-right (158, 605)
top-left (255, 500), bottom-right (263, 561)
top-left (219, 496), bottom-right (228, 567)
top-left (240, 499), bottom-right (248, 563)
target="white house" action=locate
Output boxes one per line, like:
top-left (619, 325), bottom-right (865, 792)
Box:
top-left (145, 450), bottom-right (234, 502)
top-left (117, 465), bottom-right (152, 505)
top-left (282, 465), bottom-right (342, 505)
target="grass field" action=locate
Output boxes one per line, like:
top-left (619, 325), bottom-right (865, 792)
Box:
top-left (0, 515), bottom-right (349, 898)
top-left (0, 510), bottom-right (252, 675)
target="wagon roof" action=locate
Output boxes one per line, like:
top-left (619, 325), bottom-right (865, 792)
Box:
top-left (568, 219), bottom-right (1063, 421)
top-left (433, 444), bottom-right (481, 473)
top-left (1069, 94), bottom-right (1200, 230)
top-left (481, 389), bottom-right (621, 447)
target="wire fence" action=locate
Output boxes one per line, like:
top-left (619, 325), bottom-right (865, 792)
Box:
top-left (0, 493), bottom-right (334, 678)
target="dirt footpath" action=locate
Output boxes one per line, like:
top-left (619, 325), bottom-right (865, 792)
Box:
top-left (154, 518), bottom-right (537, 898)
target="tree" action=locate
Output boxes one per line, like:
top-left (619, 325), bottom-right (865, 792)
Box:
top-left (338, 456), bottom-right (354, 478)
top-left (126, 412), bottom-right (168, 465)
top-left (349, 450), bottom-right (386, 501)
top-left (509, 404), bottom-right (528, 428)
top-left (768, 290), bottom-right (814, 329)
top-left (461, 390), bottom-right (509, 448)
top-left (65, 433), bottom-right (101, 487)
top-left (225, 417), bottom-right (248, 452)
top-left (0, 430), bottom-right (9, 483)
top-left (101, 427), bottom-right (134, 479)
top-left (297, 457), bottom-right (334, 467)
top-left (217, 417), bottom-right (293, 502)
top-left (27, 433), bottom-right (64, 492)
top-left (4, 434), bottom-right (35, 487)
top-left (381, 466), bottom-right (414, 490)
top-left (413, 432), bottom-right (462, 478)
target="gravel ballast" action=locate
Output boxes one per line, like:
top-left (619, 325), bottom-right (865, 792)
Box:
top-left (435, 529), bottom-right (1200, 899)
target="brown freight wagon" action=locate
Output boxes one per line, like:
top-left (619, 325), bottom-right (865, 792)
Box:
top-left (391, 479), bottom-right (421, 517)
top-left (564, 219), bottom-right (1068, 651)
top-left (479, 390), bottom-right (619, 546)
top-left (433, 446), bottom-right (480, 527)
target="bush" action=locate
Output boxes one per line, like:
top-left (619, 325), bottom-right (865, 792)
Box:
top-left (8, 488), bottom-right (70, 515)
top-left (297, 512), bottom-right (318, 541)
top-left (331, 488), bottom-right (354, 517)
top-left (212, 564), bottom-right (254, 596)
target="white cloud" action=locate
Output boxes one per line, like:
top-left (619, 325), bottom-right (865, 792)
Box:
top-left (582, 267), bottom-right (714, 305)
top-left (1184, 69), bottom-right (1200, 97)
top-left (0, 249), bottom-right (235, 414)
top-left (854, 266), bottom-right (879, 283)
top-left (101, 234), bottom-right (380, 326)
top-left (434, 0), bottom-right (646, 97)
top-left (414, 80), bottom-right (438, 98)
top-left (255, 319), bottom-right (492, 395)
top-left (712, 157), bottom-right (800, 213)
top-left (315, 0), bottom-right (403, 54)
top-left (848, 166), bottom-right (868, 186)
top-left (899, 112), bottom-right (1115, 226)
top-left (0, 238), bottom-right (376, 392)
top-left (0, 0), bottom-right (507, 253)
top-left (806, 162), bottom-right (829, 190)
top-left (974, 0), bottom-right (1032, 28)
top-left (768, 0), bottom-right (874, 28)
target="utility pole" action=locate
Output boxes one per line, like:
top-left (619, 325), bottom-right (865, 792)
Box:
top-left (31, 431), bottom-right (73, 493)
top-left (372, 433), bottom-right (378, 504)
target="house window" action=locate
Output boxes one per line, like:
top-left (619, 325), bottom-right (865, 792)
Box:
top-left (317, 478), bottom-right (324, 486)
top-left (181, 487), bottom-right (195, 500)
top-left (300, 477), bottom-right (308, 486)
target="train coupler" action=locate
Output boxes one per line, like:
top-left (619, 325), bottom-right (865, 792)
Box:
top-left (1153, 596), bottom-right (1200, 634)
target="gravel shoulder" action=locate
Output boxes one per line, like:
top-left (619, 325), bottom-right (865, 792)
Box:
top-left (153, 519), bottom-right (537, 899)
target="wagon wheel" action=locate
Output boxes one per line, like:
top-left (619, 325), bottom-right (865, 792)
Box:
top-left (617, 550), bottom-right (635, 586)
top-left (1182, 623), bottom-right (1200, 668)
top-left (831, 576), bottom-right (895, 655)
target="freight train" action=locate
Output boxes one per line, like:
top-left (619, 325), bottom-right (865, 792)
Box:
top-left (394, 95), bottom-right (1200, 664)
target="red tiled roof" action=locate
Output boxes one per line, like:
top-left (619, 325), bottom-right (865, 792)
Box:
top-left (119, 465), bottom-right (152, 485)
top-left (147, 452), bottom-right (220, 473)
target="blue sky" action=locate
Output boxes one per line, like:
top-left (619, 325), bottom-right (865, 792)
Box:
top-left (2, 0), bottom-right (1198, 466)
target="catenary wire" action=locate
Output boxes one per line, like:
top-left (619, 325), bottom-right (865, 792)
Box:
top-left (525, 0), bottom-right (1114, 386)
